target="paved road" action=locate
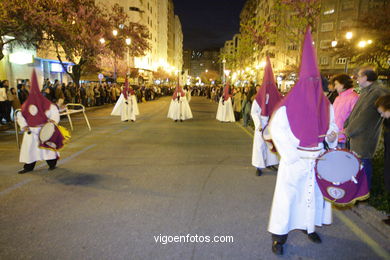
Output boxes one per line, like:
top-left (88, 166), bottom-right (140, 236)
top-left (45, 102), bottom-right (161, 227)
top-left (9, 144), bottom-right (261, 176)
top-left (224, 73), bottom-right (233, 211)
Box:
top-left (0, 97), bottom-right (389, 260)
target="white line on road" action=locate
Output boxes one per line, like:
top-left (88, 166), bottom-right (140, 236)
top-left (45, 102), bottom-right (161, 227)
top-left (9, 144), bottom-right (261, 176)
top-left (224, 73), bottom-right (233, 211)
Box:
top-left (0, 178), bottom-right (32, 197)
top-left (0, 144), bottom-right (97, 197)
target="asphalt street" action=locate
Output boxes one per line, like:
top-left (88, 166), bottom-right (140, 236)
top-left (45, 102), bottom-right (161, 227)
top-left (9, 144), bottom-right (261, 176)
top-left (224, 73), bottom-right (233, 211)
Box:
top-left (0, 96), bottom-right (389, 260)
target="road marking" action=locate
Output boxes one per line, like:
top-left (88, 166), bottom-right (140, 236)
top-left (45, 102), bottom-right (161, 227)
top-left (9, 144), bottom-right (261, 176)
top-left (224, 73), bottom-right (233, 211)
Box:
top-left (235, 121), bottom-right (390, 259)
top-left (0, 144), bottom-right (97, 197)
top-left (0, 178), bottom-right (32, 197)
top-left (334, 210), bottom-right (390, 259)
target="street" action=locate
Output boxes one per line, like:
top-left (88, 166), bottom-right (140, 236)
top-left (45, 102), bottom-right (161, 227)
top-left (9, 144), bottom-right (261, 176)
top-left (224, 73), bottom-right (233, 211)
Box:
top-left (0, 96), bottom-right (389, 260)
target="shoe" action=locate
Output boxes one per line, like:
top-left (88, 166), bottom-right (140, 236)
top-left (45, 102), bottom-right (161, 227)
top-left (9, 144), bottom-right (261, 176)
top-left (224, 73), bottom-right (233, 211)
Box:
top-left (256, 169), bottom-right (263, 176)
top-left (18, 169), bottom-right (32, 174)
top-left (48, 166), bottom-right (57, 171)
top-left (175, 120), bottom-right (178, 122)
top-left (308, 232), bottom-right (322, 243)
top-left (131, 120), bottom-right (135, 122)
top-left (268, 165), bottom-right (278, 171)
top-left (383, 217), bottom-right (390, 226)
top-left (124, 120), bottom-right (128, 122)
top-left (180, 120), bottom-right (183, 122)
top-left (272, 241), bottom-right (283, 255)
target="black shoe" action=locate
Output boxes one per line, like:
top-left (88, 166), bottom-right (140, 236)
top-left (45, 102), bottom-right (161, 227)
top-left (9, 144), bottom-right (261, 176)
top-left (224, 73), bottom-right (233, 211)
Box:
top-left (48, 166), bottom-right (57, 171)
top-left (180, 119), bottom-right (183, 122)
top-left (268, 165), bottom-right (278, 171)
top-left (18, 169), bottom-right (32, 174)
top-left (124, 120), bottom-right (129, 122)
top-left (272, 241), bottom-right (283, 255)
top-left (175, 120), bottom-right (178, 122)
top-left (382, 217), bottom-right (390, 226)
top-left (308, 232), bottom-right (322, 243)
top-left (131, 120), bottom-right (135, 122)
top-left (256, 169), bottom-right (263, 176)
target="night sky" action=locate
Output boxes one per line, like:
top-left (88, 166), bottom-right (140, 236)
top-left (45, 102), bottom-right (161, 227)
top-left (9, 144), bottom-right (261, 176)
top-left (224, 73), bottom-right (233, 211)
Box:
top-left (174, 0), bottom-right (247, 50)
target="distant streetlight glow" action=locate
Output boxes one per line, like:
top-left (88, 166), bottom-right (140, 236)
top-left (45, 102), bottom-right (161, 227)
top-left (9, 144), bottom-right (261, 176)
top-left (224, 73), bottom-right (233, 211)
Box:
top-left (358, 41), bottom-right (367, 48)
top-left (99, 38), bottom-right (105, 44)
top-left (346, 32), bottom-right (353, 40)
top-left (331, 40), bottom-right (338, 47)
top-left (126, 38), bottom-right (131, 45)
top-left (367, 39), bottom-right (373, 44)
top-left (113, 29), bottom-right (118, 36)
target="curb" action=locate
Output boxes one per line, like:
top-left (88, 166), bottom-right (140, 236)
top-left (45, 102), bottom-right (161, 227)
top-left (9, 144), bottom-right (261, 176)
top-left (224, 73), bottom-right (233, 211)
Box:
top-left (350, 203), bottom-right (390, 239)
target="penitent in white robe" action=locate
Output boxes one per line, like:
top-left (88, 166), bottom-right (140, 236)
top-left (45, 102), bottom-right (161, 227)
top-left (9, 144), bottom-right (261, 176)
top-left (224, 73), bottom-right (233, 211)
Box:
top-left (111, 93), bottom-right (139, 121)
top-left (216, 97), bottom-right (235, 122)
top-left (251, 100), bottom-right (279, 169)
top-left (167, 92), bottom-right (193, 121)
top-left (268, 105), bottom-right (338, 235)
top-left (17, 104), bottom-right (60, 164)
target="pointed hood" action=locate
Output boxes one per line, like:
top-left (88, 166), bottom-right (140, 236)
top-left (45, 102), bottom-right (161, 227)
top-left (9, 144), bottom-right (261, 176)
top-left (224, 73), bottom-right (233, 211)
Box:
top-left (21, 70), bottom-right (53, 127)
top-left (172, 83), bottom-right (185, 100)
top-left (255, 56), bottom-right (283, 117)
top-left (276, 26), bottom-right (330, 148)
top-left (122, 76), bottom-right (129, 99)
top-left (223, 82), bottom-right (232, 101)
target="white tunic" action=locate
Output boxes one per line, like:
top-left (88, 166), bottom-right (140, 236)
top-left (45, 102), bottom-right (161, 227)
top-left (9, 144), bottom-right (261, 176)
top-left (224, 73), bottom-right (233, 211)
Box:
top-left (268, 106), bottom-right (338, 235)
top-left (251, 100), bottom-right (279, 168)
top-left (17, 104), bottom-right (60, 164)
top-left (167, 92), bottom-right (193, 121)
top-left (216, 97), bottom-right (235, 122)
top-left (111, 93), bottom-right (139, 121)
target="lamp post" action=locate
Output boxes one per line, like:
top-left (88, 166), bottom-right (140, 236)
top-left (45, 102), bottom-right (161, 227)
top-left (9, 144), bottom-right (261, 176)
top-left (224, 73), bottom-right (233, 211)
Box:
top-left (126, 38), bottom-right (132, 76)
top-left (222, 59), bottom-right (226, 84)
top-left (344, 32), bottom-right (353, 73)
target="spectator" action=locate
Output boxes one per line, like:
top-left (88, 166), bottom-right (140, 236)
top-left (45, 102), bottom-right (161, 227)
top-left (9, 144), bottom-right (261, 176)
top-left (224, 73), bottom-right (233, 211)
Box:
top-left (18, 84), bottom-right (29, 104)
top-left (54, 82), bottom-right (65, 102)
top-left (375, 94), bottom-right (390, 225)
top-left (331, 74), bottom-right (359, 148)
top-left (233, 88), bottom-right (243, 121)
top-left (9, 87), bottom-right (21, 111)
top-left (344, 67), bottom-right (390, 189)
top-left (0, 81), bottom-right (9, 124)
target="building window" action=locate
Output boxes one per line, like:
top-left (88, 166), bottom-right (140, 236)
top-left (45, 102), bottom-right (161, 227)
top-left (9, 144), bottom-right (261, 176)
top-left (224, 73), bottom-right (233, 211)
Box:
top-left (336, 58), bottom-right (347, 64)
top-left (339, 20), bottom-right (353, 30)
top-left (320, 56), bottom-right (329, 65)
top-left (321, 22), bottom-right (334, 32)
top-left (323, 7), bottom-right (335, 15)
top-left (320, 40), bottom-right (332, 49)
top-left (342, 1), bottom-right (354, 10)
top-left (288, 44), bottom-right (298, 51)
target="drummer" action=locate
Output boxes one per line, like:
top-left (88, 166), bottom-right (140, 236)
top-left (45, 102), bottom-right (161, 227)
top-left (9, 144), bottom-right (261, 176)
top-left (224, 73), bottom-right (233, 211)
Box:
top-left (267, 27), bottom-right (338, 255)
top-left (17, 71), bottom-right (60, 174)
top-left (251, 56), bottom-right (282, 176)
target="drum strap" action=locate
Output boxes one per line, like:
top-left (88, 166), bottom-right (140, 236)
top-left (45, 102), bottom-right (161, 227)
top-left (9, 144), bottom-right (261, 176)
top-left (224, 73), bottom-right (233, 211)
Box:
top-left (322, 140), bottom-right (330, 151)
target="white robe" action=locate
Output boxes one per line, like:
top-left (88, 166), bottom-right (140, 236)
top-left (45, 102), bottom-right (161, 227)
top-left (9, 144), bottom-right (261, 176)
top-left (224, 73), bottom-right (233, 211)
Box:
top-left (216, 97), bottom-right (235, 122)
top-left (167, 93), bottom-right (193, 121)
top-left (17, 104), bottom-right (60, 164)
top-left (268, 106), bottom-right (338, 235)
top-left (111, 93), bottom-right (139, 121)
top-left (251, 100), bottom-right (279, 168)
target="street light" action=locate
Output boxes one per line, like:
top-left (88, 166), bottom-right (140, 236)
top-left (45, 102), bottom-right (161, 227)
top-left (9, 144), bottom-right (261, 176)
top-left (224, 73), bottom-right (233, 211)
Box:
top-left (331, 40), bottom-right (338, 47)
top-left (99, 38), bottom-right (105, 44)
top-left (222, 59), bottom-right (226, 84)
top-left (113, 29), bottom-right (118, 37)
top-left (345, 31), bottom-right (353, 40)
top-left (126, 38), bottom-right (132, 75)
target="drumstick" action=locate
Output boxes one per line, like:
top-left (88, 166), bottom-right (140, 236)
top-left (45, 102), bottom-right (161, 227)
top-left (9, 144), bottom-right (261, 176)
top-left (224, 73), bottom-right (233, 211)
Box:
top-left (318, 131), bottom-right (344, 138)
top-left (301, 157), bottom-right (325, 160)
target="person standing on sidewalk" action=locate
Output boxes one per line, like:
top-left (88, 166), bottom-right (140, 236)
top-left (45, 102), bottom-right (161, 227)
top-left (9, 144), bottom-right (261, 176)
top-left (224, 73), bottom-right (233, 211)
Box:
top-left (251, 56), bottom-right (281, 176)
top-left (268, 27), bottom-right (338, 255)
top-left (375, 94), bottom-right (390, 225)
top-left (344, 67), bottom-right (390, 190)
top-left (331, 74), bottom-right (359, 148)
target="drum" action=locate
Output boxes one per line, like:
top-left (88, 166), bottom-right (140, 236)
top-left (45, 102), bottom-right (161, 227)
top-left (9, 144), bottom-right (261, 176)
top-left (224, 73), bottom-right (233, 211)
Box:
top-left (39, 122), bottom-right (70, 151)
top-left (262, 124), bottom-right (277, 153)
top-left (315, 149), bottom-right (369, 206)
